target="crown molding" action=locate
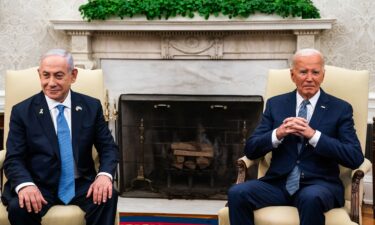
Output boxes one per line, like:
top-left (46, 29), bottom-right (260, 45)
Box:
top-left (51, 18), bottom-right (335, 32)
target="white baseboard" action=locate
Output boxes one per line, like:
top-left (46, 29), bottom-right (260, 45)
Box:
top-left (364, 172), bottom-right (373, 204)
top-left (0, 90), bottom-right (4, 113)
top-left (368, 92), bottom-right (375, 123)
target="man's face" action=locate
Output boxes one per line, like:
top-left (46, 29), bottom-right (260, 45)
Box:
top-left (290, 54), bottom-right (325, 99)
top-left (38, 55), bottom-right (77, 102)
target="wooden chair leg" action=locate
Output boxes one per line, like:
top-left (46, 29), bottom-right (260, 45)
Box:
top-left (373, 164), bottom-right (375, 218)
top-left (372, 117), bottom-right (375, 218)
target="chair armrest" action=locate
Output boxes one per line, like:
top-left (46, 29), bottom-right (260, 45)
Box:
top-left (238, 156), bottom-right (257, 169)
top-left (224, 156), bottom-right (258, 207)
top-left (0, 150), bottom-right (5, 169)
top-left (352, 158), bottom-right (372, 176)
top-left (349, 158), bottom-right (371, 223)
top-left (235, 156), bottom-right (258, 184)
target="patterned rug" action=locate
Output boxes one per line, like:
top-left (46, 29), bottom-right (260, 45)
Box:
top-left (120, 212), bottom-right (218, 225)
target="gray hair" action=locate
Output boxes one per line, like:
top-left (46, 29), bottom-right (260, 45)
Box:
top-left (291, 48), bottom-right (325, 68)
top-left (40, 49), bottom-right (74, 73)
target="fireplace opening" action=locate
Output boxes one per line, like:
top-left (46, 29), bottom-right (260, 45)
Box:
top-left (117, 94), bottom-right (263, 199)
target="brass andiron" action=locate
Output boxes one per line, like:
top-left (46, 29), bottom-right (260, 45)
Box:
top-left (104, 89), bottom-right (118, 122)
top-left (129, 118), bottom-right (154, 191)
top-left (103, 90), bottom-right (119, 188)
top-left (241, 120), bottom-right (248, 146)
top-left (112, 100), bottom-right (118, 121)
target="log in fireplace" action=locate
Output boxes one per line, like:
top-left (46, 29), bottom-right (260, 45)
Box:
top-left (117, 94), bottom-right (263, 199)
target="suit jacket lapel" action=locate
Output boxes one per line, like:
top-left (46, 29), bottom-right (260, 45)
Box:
top-left (309, 89), bottom-right (329, 129)
top-left (71, 91), bottom-right (83, 160)
top-left (286, 90), bottom-right (297, 117)
top-left (33, 92), bottom-right (60, 157)
top-left (286, 91), bottom-right (300, 151)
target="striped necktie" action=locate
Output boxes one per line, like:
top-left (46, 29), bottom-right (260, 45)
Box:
top-left (56, 104), bottom-right (75, 204)
top-left (285, 100), bottom-right (310, 195)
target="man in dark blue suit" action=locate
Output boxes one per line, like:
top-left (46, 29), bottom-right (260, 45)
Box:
top-left (228, 49), bottom-right (364, 225)
top-left (1, 49), bottom-right (119, 225)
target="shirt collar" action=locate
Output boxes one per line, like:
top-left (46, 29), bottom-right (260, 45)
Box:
top-left (45, 91), bottom-right (72, 110)
top-left (296, 89), bottom-right (320, 109)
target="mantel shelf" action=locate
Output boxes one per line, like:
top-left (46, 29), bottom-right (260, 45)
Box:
top-left (50, 18), bottom-right (335, 69)
top-left (51, 18), bottom-right (335, 32)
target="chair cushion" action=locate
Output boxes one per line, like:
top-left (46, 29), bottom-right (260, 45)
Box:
top-left (0, 203), bottom-right (10, 225)
top-left (218, 206), bottom-right (357, 225)
top-left (0, 204), bottom-right (85, 225)
top-left (255, 206), bottom-right (356, 225)
top-left (42, 205), bottom-right (86, 225)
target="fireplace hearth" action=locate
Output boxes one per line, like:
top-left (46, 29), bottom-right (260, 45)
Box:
top-left (118, 94), bottom-right (263, 199)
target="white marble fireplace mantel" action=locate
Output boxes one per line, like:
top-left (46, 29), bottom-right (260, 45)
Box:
top-left (51, 18), bottom-right (335, 69)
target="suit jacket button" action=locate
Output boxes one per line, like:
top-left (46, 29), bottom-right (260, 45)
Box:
top-left (296, 160), bottom-right (300, 164)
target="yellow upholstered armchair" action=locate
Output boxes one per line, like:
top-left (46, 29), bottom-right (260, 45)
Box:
top-left (0, 67), bottom-right (119, 225)
top-left (218, 66), bottom-right (372, 225)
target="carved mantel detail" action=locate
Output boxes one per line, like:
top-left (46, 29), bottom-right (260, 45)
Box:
top-left (293, 30), bottom-right (321, 50)
top-left (67, 30), bottom-right (94, 69)
top-left (51, 19), bottom-right (335, 68)
top-left (161, 32), bottom-right (224, 59)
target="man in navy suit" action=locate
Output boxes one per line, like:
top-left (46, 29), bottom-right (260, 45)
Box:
top-left (1, 49), bottom-right (119, 225)
top-left (228, 49), bottom-right (364, 225)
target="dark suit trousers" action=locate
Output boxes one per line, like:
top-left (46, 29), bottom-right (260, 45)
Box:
top-left (228, 179), bottom-right (338, 225)
top-left (6, 178), bottom-right (118, 225)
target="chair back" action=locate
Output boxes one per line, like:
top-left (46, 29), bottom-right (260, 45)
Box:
top-left (3, 67), bottom-right (105, 185)
top-left (258, 65), bottom-right (369, 203)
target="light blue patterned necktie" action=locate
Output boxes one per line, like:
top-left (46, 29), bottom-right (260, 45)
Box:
top-left (56, 105), bottom-right (75, 204)
top-left (285, 100), bottom-right (310, 195)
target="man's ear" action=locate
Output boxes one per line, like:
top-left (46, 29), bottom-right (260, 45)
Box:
top-left (290, 69), bottom-right (296, 84)
top-left (71, 68), bottom-right (78, 83)
top-left (37, 68), bottom-right (41, 77)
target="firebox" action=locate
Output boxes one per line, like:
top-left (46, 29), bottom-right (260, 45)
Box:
top-left (117, 94), bottom-right (263, 199)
